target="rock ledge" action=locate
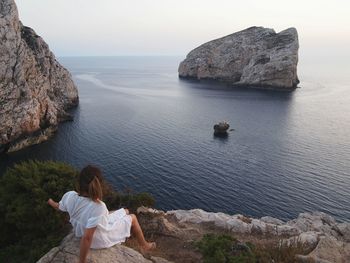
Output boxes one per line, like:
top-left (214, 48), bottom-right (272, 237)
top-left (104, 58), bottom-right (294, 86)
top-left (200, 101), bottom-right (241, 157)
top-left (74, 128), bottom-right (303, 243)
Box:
top-left (38, 208), bottom-right (350, 263)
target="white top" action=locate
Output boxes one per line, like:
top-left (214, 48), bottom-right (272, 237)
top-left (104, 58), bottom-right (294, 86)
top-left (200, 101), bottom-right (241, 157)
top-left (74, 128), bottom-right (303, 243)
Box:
top-left (59, 191), bottom-right (132, 249)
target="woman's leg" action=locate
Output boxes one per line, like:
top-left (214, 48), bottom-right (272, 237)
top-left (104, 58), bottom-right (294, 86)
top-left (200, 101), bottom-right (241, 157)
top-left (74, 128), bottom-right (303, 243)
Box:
top-left (130, 214), bottom-right (155, 250)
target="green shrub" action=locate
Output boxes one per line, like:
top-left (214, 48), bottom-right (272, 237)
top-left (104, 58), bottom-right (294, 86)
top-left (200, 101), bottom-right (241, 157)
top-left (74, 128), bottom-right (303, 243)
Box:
top-left (96, 175), bottom-right (155, 212)
top-left (105, 191), bottom-right (155, 213)
top-left (0, 160), bottom-right (77, 263)
top-left (196, 234), bottom-right (255, 263)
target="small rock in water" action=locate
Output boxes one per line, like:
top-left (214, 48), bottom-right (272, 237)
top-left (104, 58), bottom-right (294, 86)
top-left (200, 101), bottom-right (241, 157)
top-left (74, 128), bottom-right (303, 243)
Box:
top-left (214, 121), bottom-right (230, 135)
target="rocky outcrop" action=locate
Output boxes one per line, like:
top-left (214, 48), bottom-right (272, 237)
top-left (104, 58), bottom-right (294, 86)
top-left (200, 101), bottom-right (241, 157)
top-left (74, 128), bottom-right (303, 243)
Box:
top-left (39, 208), bottom-right (350, 263)
top-left (37, 234), bottom-right (171, 263)
top-left (179, 26), bottom-right (299, 89)
top-left (166, 209), bottom-right (350, 263)
top-left (0, 0), bottom-right (78, 153)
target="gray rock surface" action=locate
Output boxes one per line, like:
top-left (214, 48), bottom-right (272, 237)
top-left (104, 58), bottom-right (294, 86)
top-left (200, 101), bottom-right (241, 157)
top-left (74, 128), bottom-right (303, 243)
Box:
top-left (36, 234), bottom-right (156, 263)
top-left (0, 0), bottom-right (78, 153)
top-left (166, 209), bottom-right (350, 262)
top-left (38, 208), bottom-right (350, 263)
top-left (179, 26), bottom-right (299, 89)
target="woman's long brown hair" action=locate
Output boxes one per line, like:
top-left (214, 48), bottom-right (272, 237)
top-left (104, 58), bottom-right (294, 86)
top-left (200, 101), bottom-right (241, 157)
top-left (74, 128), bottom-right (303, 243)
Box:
top-left (77, 165), bottom-right (103, 202)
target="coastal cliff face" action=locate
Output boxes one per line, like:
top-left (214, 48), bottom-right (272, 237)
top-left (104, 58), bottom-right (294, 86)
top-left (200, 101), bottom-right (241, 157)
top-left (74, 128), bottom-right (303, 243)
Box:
top-left (179, 27), bottom-right (299, 89)
top-left (39, 208), bottom-right (350, 263)
top-left (0, 0), bottom-right (78, 153)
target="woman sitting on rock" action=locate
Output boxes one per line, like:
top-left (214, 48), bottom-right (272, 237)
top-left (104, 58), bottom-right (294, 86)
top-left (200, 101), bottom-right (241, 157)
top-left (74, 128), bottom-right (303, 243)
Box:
top-left (48, 165), bottom-right (155, 263)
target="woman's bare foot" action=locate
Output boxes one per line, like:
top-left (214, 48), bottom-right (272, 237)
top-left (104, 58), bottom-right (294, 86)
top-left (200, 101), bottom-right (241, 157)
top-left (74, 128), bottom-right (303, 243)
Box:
top-left (140, 242), bottom-right (156, 252)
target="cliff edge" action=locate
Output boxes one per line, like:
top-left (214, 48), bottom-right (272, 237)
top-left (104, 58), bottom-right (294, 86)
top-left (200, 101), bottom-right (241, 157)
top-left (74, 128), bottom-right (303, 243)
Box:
top-left (38, 208), bottom-right (350, 263)
top-left (0, 0), bottom-right (78, 153)
top-left (179, 27), bottom-right (299, 89)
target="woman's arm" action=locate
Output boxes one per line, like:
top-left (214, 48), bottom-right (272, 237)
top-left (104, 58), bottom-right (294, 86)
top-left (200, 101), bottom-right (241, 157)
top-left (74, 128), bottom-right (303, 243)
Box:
top-left (47, 198), bottom-right (59, 210)
top-left (79, 227), bottom-right (96, 263)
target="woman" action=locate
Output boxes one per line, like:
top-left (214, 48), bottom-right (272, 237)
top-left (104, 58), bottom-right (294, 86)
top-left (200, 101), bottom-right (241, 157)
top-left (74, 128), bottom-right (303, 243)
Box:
top-left (48, 165), bottom-right (155, 263)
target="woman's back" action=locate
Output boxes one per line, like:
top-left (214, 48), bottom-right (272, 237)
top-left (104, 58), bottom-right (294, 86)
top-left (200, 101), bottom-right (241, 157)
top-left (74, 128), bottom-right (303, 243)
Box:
top-left (59, 191), bottom-right (108, 238)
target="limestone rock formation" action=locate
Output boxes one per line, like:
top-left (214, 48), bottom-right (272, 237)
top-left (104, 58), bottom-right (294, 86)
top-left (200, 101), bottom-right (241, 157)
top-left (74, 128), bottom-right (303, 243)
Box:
top-left (0, 0), bottom-right (78, 153)
top-left (37, 233), bottom-right (172, 263)
top-left (39, 208), bottom-right (350, 263)
top-left (179, 26), bottom-right (299, 89)
top-left (166, 209), bottom-right (350, 262)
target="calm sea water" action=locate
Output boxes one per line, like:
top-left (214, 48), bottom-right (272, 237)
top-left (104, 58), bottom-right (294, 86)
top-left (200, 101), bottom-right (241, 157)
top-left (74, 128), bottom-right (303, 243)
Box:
top-left (1, 56), bottom-right (349, 222)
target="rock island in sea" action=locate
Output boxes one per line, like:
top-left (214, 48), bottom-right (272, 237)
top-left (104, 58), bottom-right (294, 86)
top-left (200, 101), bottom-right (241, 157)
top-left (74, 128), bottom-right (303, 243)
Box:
top-left (0, 0), bottom-right (79, 153)
top-left (179, 26), bottom-right (299, 90)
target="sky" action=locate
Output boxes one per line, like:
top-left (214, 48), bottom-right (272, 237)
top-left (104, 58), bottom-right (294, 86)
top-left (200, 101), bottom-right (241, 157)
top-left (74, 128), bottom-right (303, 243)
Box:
top-left (16, 0), bottom-right (350, 59)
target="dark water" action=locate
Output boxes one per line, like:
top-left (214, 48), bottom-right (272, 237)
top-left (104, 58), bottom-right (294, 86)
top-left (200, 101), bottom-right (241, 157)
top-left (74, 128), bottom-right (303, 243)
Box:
top-left (1, 56), bottom-right (349, 222)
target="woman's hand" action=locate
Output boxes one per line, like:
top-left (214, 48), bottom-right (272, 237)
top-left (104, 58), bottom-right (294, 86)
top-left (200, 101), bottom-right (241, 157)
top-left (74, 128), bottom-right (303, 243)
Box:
top-left (47, 198), bottom-right (59, 210)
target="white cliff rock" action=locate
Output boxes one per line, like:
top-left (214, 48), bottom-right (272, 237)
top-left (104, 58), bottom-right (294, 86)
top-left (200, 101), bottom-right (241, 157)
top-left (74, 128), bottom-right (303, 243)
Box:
top-left (287, 212), bottom-right (340, 237)
top-left (297, 235), bottom-right (350, 263)
top-left (38, 208), bottom-right (350, 263)
top-left (0, 0), bottom-right (78, 153)
top-left (284, 231), bottom-right (320, 247)
top-left (167, 209), bottom-right (302, 236)
top-left (37, 234), bottom-right (173, 263)
top-left (166, 209), bottom-right (350, 262)
top-left (179, 26), bottom-right (299, 89)
top-left (337, 222), bottom-right (350, 242)
top-left (260, 215), bottom-right (284, 225)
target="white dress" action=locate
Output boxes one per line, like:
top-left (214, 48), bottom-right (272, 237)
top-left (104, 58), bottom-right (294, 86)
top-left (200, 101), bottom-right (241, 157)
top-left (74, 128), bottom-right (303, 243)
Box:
top-left (59, 191), bottom-right (132, 249)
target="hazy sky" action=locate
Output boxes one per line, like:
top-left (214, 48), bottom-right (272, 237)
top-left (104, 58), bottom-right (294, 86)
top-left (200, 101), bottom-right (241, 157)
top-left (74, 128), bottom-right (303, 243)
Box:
top-left (16, 0), bottom-right (350, 59)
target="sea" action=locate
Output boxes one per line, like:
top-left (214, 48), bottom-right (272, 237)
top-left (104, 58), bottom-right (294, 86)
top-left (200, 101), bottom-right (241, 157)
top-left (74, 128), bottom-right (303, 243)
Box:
top-left (1, 56), bottom-right (349, 222)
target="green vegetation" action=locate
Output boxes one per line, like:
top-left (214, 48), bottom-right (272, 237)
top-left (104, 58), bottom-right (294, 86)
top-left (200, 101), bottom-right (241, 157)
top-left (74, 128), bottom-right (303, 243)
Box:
top-left (0, 160), bottom-right (77, 263)
top-left (0, 160), bottom-right (155, 263)
top-left (196, 234), bottom-right (255, 263)
top-left (196, 234), bottom-right (313, 263)
top-left (103, 185), bottom-right (155, 213)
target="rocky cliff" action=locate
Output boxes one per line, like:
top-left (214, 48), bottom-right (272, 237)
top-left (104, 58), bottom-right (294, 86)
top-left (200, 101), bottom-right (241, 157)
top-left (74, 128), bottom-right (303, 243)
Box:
top-left (38, 208), bottom-right (350, 263)
top-left (179, 27), bottom-right (299, 89)
top-left (0, 0), bottom-right (78, 153)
